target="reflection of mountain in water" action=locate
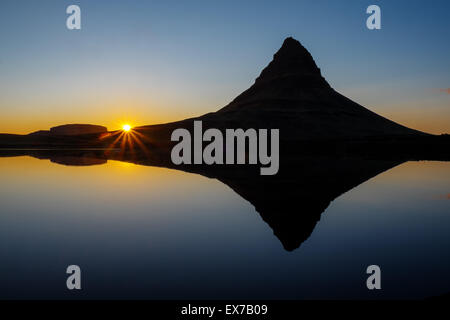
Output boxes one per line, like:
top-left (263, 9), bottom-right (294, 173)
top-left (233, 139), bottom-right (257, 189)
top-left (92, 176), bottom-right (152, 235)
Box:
top-left (211, 157), bottom-right (401, 251)
top-left (1, 37), bottom-right (449, 250)
top-left (0, 148), bottom-right (400, 251)
top-left (0, 149), bottom-right (108, 166)
top-left (49, 156), bottom-right (106, 166)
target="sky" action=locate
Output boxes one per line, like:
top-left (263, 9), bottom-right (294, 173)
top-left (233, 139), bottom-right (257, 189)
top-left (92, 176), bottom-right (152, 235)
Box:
top-left (0, 0), bottom-right (449, 134)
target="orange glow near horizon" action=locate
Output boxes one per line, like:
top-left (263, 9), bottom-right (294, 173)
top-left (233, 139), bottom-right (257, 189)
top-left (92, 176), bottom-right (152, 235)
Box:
top-left (0, 98), bottom-right (449, 135)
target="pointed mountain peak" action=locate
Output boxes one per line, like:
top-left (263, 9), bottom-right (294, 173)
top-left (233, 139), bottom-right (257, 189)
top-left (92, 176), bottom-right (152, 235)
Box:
top-left (254, 37), bottom-right (328, 87)
top-left (276, 37), bottom-right (311, 59)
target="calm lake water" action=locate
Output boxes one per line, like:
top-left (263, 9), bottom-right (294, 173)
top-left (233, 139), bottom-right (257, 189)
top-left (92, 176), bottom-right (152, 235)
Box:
top-left (0, 156), bottom-right (449, 299)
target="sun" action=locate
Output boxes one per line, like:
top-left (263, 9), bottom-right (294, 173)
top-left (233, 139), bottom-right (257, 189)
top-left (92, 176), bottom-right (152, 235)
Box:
top-left (122, 124), bottom-right (132, 132)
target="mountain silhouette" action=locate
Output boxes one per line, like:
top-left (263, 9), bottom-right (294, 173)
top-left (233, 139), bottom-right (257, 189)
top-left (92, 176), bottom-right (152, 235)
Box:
top-left (195, 37), bottom-right (425, 140)
top-left (121, 37), bottom-right (425, 144)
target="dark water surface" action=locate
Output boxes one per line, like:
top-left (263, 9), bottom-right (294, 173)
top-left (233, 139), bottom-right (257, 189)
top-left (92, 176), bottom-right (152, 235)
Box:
top-left (0, 156), bottom-right (449, 299)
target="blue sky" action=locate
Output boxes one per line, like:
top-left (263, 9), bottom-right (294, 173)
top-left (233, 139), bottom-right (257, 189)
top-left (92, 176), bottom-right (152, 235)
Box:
top-left (0, 0), bottom-right (449, 133)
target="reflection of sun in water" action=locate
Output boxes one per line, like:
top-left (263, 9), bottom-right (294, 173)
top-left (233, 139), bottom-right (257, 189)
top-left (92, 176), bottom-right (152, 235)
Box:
top-left (122, 124), bottom-right (131, 132)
